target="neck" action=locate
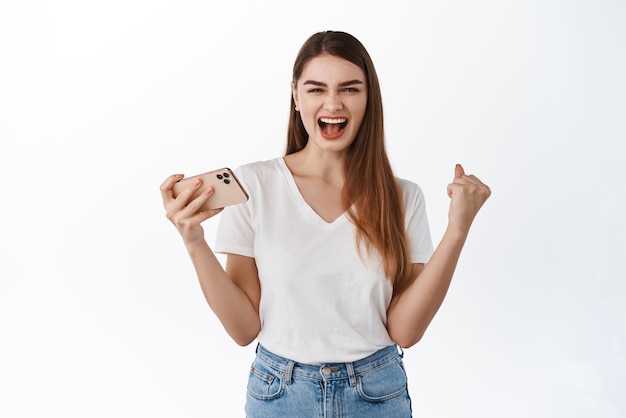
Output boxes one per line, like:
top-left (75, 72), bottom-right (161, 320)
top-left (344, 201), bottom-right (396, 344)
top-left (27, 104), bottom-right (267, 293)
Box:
top-left (285, 146), bottom-right (346, 182)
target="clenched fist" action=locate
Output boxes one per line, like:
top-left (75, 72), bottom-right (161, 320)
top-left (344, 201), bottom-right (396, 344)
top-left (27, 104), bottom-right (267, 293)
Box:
top-left (446, 164), bottom-right (491, 232)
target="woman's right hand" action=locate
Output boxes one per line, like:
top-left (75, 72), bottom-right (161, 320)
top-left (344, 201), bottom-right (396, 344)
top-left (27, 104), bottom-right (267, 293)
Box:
top-left (160, 174), bottom-right (224, 246)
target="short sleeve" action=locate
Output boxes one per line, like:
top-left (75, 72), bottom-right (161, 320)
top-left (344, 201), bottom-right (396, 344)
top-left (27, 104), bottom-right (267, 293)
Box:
top-left (400, 179), bottom-right (434, 263)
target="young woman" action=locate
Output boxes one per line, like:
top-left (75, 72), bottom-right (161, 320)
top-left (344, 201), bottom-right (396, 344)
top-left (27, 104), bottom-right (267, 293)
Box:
top-left (160, 31), bottom-right (490, 417)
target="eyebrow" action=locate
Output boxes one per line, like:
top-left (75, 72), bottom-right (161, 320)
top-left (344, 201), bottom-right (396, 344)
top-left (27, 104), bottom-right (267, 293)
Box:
top-left (302, 79), bottom-right (364, 87)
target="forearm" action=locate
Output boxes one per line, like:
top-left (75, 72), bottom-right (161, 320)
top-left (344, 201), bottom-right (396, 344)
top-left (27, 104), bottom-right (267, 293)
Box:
top-left (387, 225), bottom-right (468, 348)
top-left (186, 241), bottom-right (261, 346)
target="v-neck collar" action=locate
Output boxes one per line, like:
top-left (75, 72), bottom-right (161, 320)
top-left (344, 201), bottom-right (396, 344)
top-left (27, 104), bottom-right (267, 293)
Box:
top-left (277, 157), bottom-right (349, 227)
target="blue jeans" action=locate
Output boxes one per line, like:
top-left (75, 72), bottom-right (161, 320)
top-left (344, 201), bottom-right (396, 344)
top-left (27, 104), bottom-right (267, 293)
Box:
top-left (246, 344), bottom-right (412, 417)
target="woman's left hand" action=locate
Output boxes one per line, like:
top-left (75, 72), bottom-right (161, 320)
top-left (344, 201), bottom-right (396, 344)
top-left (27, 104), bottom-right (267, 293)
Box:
top-left (446, 164), bottom-right (491, 232)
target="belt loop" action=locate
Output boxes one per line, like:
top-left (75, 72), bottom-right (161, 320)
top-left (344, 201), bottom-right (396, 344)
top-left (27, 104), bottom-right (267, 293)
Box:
top-left (397, 345), bottom-right (404, 358)
top-left (346, 362), bottom-right (357, 387)
top-left (283, 360), bottom-right (295, 385)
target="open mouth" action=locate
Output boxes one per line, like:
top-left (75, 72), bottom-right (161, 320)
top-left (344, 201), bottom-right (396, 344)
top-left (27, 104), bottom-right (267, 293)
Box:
top-left (318, 117), bottom-right (348, 139)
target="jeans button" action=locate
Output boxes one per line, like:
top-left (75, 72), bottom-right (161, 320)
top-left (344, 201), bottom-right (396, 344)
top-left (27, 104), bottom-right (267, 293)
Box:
top-left (322, 367), bottom-right (331, 376)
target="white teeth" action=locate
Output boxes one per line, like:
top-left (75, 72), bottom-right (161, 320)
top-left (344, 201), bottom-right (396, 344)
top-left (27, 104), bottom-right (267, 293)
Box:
top-left (320, 118), bottom-right (346, 124)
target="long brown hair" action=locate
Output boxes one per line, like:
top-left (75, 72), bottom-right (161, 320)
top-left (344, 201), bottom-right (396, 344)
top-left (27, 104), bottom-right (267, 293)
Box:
top-left (286, 31), bottom-right (415, 297)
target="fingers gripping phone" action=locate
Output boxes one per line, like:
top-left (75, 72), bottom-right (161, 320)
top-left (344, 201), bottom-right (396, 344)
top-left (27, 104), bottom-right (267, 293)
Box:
top-left (172, 168), bottom-right (249, 211)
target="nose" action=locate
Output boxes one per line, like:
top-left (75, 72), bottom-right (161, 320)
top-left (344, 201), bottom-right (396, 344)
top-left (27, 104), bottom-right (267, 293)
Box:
top-left (324, 93), bottom-right (343, 112)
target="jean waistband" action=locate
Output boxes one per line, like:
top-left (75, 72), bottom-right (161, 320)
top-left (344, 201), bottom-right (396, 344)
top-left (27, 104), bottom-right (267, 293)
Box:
top-left (254, 344), bottom-right (402, 384)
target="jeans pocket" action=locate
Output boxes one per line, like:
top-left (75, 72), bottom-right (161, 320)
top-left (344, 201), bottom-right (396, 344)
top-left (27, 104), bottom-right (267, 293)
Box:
top-left (356, 357), bottom-right (408, 402)
top-left (247, 360), bottom-right (284, 401)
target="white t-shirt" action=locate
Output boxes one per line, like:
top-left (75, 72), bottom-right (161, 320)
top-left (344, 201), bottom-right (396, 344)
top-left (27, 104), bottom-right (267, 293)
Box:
top-left (214, 157), bottom-right (434, 364)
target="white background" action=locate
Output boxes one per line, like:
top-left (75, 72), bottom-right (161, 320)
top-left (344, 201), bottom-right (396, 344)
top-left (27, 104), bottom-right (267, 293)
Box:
top-left (1, 0), bottom-right (624, 417)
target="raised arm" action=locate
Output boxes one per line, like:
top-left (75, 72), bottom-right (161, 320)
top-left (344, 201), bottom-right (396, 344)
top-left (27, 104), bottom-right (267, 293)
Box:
top-left (160, 174), bottom-right (261, 346)
top-left (387, 164), bottom-right (491, 348)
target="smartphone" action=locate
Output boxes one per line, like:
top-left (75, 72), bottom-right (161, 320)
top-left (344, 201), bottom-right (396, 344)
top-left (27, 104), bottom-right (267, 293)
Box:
top-left (172, 168), bottom-right (249, 211)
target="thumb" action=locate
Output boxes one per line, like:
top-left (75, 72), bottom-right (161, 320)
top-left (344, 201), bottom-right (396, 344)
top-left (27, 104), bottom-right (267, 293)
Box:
top-left (455, 163), bottom-right (465, 178)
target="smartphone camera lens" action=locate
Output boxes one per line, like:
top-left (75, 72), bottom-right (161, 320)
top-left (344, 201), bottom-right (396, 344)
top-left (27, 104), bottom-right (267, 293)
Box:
top-left (223, 172), bottom-right (230, 178)
top-left (224, 179), bottom-right (230, 184)
top-left (216, 174), bottom-right (223, 180)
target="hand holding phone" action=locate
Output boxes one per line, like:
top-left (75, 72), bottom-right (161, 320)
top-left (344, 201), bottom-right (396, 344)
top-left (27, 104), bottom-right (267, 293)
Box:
top-left (172, 168), bottom-right (248, 211)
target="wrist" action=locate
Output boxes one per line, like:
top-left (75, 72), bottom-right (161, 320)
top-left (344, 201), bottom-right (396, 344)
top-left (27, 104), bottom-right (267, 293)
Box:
top-left (184, 237), bottom-right (210, 255)
top-left (444, 222), bottom-right (470, 242)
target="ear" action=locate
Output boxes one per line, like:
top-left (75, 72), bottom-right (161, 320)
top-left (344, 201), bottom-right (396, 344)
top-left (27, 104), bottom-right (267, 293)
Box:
top-left (292, 81), bottom-right (299, 111)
